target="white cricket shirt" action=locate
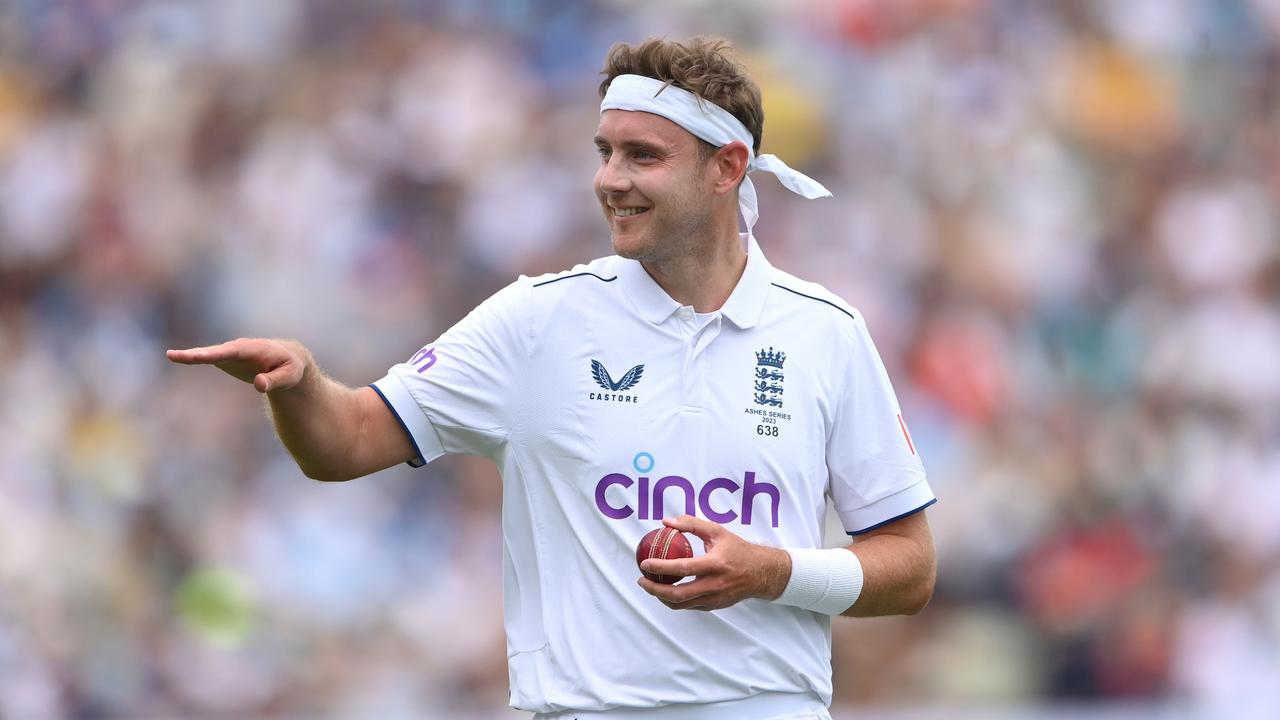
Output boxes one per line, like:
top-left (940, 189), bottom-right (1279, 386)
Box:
top-left (372, 235), bottom-right (935, 715)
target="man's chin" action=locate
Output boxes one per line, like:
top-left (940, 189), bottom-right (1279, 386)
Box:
top-left (610, 231), bottom-right (651, 261)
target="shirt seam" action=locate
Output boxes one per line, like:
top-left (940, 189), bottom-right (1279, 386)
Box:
top-left (509, 277), bottom-right (534, 450)
top-left (503, 429), bottom-right (556, 670)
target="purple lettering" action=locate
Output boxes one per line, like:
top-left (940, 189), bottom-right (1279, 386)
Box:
top-left (414, 345), bottom-right (445, 371)
top-left (594, 473), bottom-right (633, 519)
top-left (411, 347), bottom-right (438, 373)
top-left (741, 471), bottom-right (780, 527)
top-left (698, 477), bottom-right (740, 524)
top-left (653, 475), bottom-right (696, 518)
top-left (594, 470), bottom-right (782, 526)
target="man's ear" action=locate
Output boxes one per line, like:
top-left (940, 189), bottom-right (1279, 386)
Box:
top-left (712, 141), bottom-right (751, 195)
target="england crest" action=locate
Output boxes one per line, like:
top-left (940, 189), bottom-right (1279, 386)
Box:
top-left (753, 347), bottom-right (785, 408)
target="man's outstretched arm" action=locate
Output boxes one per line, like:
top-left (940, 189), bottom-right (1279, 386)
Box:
top-left (167, 339), bottom-right (416, 481)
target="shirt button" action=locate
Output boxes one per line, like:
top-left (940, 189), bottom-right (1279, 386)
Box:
top-left (678, 307), bottom-right (693, 320)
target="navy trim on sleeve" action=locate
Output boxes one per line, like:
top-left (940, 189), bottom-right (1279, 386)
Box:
top-left (369, 384), bottom-right (427, 468)
top-left (846, 498), bottom-right (937, 536)
top-left (533, 272), bottom-right (618, 288)
top-left (771, 283), bottom-right (857, 322)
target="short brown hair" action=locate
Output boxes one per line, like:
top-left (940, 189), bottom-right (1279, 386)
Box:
top-left (599, 37), bottom-right (764, 156)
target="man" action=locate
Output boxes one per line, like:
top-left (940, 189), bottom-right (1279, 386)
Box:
top-left (169, 37), bottom-right (936, 720)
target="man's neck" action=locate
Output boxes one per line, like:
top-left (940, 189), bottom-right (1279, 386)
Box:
top-left (641, 222), bottom-right (747, 314)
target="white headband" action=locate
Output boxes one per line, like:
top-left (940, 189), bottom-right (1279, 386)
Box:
top-left (600, 73), bottom-right (832, 235)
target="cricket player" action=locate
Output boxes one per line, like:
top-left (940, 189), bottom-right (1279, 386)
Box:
top-left (169, 36), bottom-right (936, 719)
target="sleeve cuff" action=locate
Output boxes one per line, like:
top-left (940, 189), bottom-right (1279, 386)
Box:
top-left (838, 479), bottom-right (936, 536)
top-left (370, 372), bottom-right (445, 468)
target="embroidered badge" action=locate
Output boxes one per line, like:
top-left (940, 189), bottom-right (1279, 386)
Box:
top-left (753, 347), bottom-right (785, 408)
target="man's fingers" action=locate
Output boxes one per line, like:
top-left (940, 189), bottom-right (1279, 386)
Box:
top-left (637, 576), bottom-right (714, 606)
top-left (640, 556), bottom-right (708, 578)
top-left (662, 514), bottom-right (723, 542)
top-left (166, 347), bottom-right (211, 364)
top-left (253, 363), bottom-right (301, 394)
top-left (165, 342), bottom-right (240, 365)
top-left (252, 366), bottom-right (292, 393)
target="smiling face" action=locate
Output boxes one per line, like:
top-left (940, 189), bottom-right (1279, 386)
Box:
top-left (593, 110), bottom-right (716, 263)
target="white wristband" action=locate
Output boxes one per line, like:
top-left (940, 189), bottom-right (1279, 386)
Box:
top-left (773, 548), bottom-right (864, 615)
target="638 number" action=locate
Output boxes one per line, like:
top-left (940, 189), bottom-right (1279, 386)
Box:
top-left (756, 424), bottom-right (779, 437)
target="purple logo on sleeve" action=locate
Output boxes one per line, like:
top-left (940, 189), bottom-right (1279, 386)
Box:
top-left (410, 346), bottom-right (437, 373)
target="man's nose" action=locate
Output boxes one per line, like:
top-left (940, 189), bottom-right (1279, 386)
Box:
top-left (597, 155), bottom-right (633, 194)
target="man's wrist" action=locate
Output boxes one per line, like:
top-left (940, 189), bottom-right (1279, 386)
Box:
top-left (755, 546), bottom-right (792, 601)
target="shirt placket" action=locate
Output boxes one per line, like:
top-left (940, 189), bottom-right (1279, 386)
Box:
top-left (677, 307), bottom-right (721, 412)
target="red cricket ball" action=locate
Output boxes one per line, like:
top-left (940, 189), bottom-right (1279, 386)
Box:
top-left (636, 526), bottom-right (694, 584)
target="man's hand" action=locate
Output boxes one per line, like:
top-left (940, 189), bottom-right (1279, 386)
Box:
top-left (167, 337), bottom-right (414, 481)
top-left (636, 515), bottom-right (791, 611)
top-left (167, 339), bottom-right (310, 393)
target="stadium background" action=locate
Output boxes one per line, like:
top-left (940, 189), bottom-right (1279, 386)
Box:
top-left (2, 0), bottom-right (1279, 717)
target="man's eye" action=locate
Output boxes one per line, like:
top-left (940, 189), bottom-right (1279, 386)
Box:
top-left (633, 151), bottom-right (654, 160)
top-left (596, 146), bottom-right (612, 158)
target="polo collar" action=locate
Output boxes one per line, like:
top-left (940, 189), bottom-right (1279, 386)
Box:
top-left (720, 234), bottom-right (773, 329)
top-left (618, 234), bottom-right (773, 329)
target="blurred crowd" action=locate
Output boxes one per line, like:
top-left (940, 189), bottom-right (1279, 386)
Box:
top-left (2, 0), bottom-right (1279, 718)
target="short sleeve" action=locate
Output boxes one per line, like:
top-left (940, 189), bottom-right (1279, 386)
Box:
top-left (371, 278), bottom-right (531, 466)
top-left (827, 316), bottom-right (935, 535)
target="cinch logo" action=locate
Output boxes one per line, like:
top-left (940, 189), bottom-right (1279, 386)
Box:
top-left (594, 456), bottom-right (781, 527)
top-left (409, 346), bottom-right (437, 373)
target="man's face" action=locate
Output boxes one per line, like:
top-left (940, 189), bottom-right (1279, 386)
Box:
top-left (593, 110), bottom-right (715, 262)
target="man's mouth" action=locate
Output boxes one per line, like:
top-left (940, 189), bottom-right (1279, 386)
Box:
top-left (612, 207), bottom-right (650, 217)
